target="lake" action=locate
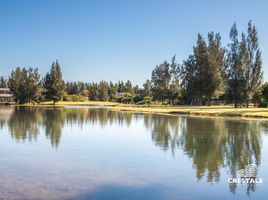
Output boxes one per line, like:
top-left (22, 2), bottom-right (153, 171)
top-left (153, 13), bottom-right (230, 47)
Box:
top-left (0, 106), bottom-right (267, 200)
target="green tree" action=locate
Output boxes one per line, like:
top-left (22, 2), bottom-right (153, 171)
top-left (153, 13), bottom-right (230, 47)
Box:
top-left (108, 81), bottom-right (117, 101)
top-left (97, 81), bottom-right (109, 101)
top-left (88, 82), bottom-right (98, 101)
top-left (226, 23), bottom-right (246, 108)
top-left (0, 76), bottom-right (7, 87)
top-left (8, 67), bottom-right (42, 103)
top-left (261, 83), bottom-right (268, 107)
top-left (66, 81), bottom-right (80, 95)
top-left (43, 61), bottom-right (65, 105)
top-left (8, 67), bottom-right (22, 102)
top-left (193, 34), bottom-right (211, 104)
top-left (133, 85), bottom-right (140, 96)
top-left (125, 80), bottom-right (134, 95)
top-left (142, 79), bottom-right (152, 97)
top-left (226, 21), bottom-right (263, 107)
top-left (181, 55), bottom-right (197, 104)
top-left (26, 67), bottom-right (42, 103)
top-left (151, 60), bottom-right (171, 102)
top-left (122, 92), bottom-right (133, 104)
top-left (117, 81), bottom-right (125, 93)
top-left (245, 21), bottom-right (263, 106)
top-left (168, 56), bottom-right (181, 104)
top-left (207, 32), bottom-right (227, 100)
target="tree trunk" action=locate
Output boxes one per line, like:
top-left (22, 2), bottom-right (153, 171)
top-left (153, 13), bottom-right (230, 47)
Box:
top-left (234, 101), bottom-right (238, 108)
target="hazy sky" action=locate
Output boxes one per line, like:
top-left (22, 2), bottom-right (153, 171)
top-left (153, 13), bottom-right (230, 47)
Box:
top-left (0, 0), bottom-right (267, 85)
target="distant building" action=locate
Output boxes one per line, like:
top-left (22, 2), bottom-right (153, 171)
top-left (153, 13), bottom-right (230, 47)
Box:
top-left (117, 92), bottom-right (126, 97)
top-left (0, 88), bottom-right (14, 102)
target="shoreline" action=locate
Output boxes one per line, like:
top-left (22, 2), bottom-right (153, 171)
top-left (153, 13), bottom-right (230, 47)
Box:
top-left (109, 106), bottom-right (268, 121)
top-left (109, 105), bottom-right (268, 120)
top-left (4, 101), bottom-right (268, 120)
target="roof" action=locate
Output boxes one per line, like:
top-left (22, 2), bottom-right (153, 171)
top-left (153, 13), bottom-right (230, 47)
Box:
top-left (0, 88), bottom-right (10, 91)
top-left (0, 94), bottom-right (13, 98)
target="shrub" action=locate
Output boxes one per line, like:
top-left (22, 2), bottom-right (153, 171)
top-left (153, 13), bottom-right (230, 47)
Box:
top-left (63, 94), bottom-right (85, 102)
top-left (133, 95), bottom-right (143, 103)
top-left (143, 96), bottom-right (152, 105)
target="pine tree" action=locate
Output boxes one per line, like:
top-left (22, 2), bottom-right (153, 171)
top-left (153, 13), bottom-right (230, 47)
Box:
top-left (8, 67), bottom-right (41, 103)
top-left (0, 76), bottom-right (7, 87)
top-left (43, 61), bottom-right (65, 105)
top-left (108, 81), bottom-right (117, 101)
top-left (193, 34), bottom-right (211, 104)
top-left (226, 23), bottom-right (246, 107)
top-left (181, 55), bottom-right (197, 104)
top-left (88, 82), bottom-right (98, 100)
top-left (168, 55), bottom-right (181, 104)
top-left (207, 32), bottom-right (227, 100)
top-left (125, 80), bottom-right (134, 95)
top-left (142, 79), bottom-right (152, 98)
top-left (151, 60), bottom-right (171, 102)
top-left (226, 21), bottom-right (263, 107)
top-left (117, 81), bottom-right (125, 93)
top-left (97, 81), bottom-right (109, 101)
top-left (8, 67), bottom-right (22, 102)
top-left (246, 21), bottom-right (263, 106)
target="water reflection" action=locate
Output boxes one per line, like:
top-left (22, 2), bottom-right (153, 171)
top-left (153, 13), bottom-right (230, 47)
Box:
top-left (0, 106), bottom-right (266, 195)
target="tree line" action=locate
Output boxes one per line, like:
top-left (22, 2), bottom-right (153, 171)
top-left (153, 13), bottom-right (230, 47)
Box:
top-left (152, 21), bottom-right (264, 107)
top-left (0, 21), bottom-right (266, 107)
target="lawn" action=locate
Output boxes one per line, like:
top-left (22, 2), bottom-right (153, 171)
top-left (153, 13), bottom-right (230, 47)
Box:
top-left (19, 101), bottom-right (119, 107)
top-left (110, 104), bottom-right (268, 118)
top-left (15, 101), bottom-right (268, 119)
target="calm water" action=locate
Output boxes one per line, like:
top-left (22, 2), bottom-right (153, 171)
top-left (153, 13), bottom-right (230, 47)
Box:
top-left (0, 106), bottom-right (267, 200)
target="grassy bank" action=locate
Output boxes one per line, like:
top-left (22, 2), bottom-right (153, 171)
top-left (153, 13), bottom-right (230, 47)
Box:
top-left (12, 101), bottom-right (268, 119)
top-left (18, 101), bottom-right (119, 107)
top-left (110, 104), bottom-right (268, 118)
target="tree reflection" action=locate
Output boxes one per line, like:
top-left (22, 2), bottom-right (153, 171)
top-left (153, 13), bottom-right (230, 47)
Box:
top-left (143, 114), bottom-right (182, 152)
top-left (42, 108), bottom-right (65, 148)
top-left (147, 116), bottom-right (263, 194)
top-left (0, 106), bottom-right (266, 194)
top-left (1, 107), bottom-right (134, 148)
top-left (0, 106), bottom-right (14, 129)
top-left (8, 107), bottom-right (42, 142)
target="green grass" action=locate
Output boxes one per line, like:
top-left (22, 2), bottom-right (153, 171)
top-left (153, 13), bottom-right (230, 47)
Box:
top-left (14, 101), bottom-right (268, 119)
top-left (110, 105), bottom-right (268, 118)
top-left (18, 101), bottom-right (119, 107)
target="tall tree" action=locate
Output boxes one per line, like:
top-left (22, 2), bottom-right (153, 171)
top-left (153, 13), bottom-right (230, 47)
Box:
top-left (117, 81), bottom-right (125, 93)
top-left (108, 81), bottom-right (117, 101)
top-left (43, 61), bottom-right (65, 105)
top-left (88, 82), bottom-right (98, 101)
top-left (142, 79), bottom-right (152, 97)
top-left (26, 67), bottom-right (42, 102)
top-left (246, 21), bottom-right (263, 106)
top-left (181, 55), bottom-right (197, 104)
top-left (8, 67), bottom-right (22, 102)
top-left (97, 81), bottom-right (109, 101)
top-left (125, 80), bottom-right (134, 95)
top-left (226, 23), bottom-right (246, 107)
top-left (0, 76), bottom-right (7, 87)
top-left (240, 32), bottom-right (251, 106)
top-left (193, 34), bottom-right (211, 104)
top-left (151, 60), bottom-right (171, 102)
top-left (226, 21), bottom-right (263, 107)
top-left (207, 32), bottom-right (227, 100)
top-left (168, 56), bottom-right (181, 104)
top-left (8, 67), bottom-right (41, 103)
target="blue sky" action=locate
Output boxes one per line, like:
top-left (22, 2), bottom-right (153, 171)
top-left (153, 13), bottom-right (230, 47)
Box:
top-left (0, 0), bottom-right (267, 85)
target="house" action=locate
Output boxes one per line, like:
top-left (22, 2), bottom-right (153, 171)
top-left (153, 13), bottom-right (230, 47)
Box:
top-left (0, 88), bottom-right (14, 103)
